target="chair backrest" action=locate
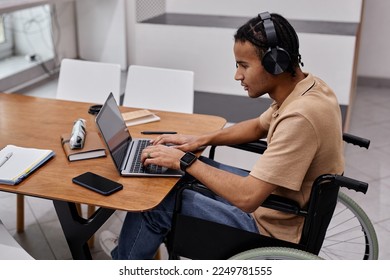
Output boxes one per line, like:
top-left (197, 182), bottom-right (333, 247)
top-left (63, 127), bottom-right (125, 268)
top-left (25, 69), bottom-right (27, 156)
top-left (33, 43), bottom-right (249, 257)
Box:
top-left (56, 58), bottom-right (121, 104)
top-left (123, 65), bottom-right (194, 113)
top-left (0, 219), bottom-right (34, 260)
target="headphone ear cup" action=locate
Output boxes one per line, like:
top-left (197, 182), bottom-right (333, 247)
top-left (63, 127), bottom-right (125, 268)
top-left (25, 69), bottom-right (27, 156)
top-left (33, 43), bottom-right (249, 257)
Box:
top-left (262, 47), bottom-right (291, 75)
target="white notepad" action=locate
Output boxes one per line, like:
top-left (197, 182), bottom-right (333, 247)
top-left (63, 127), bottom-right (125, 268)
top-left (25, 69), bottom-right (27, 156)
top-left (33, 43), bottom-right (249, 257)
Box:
top-left (0, 145), bottom-right (55, 185)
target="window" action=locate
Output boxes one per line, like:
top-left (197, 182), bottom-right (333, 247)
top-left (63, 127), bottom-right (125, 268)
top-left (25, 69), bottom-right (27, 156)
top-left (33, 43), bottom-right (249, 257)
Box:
top-left (0, 16), bottom-right (4, 42)
top-left (0, 14), bottom-right (13, 60)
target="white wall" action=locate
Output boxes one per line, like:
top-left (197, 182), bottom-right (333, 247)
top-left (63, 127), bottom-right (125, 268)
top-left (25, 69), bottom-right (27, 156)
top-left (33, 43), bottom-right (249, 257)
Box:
top-left (134, 24), bottom-right (242, 95)
top-left (130, 0), bottom-right (363, 106)
top-left (299, 34), bottom-right (357, 105)
top-left (166, 0), bottom-right (362, 22)
top-left (165, 0), bottom-right (390, 81)
top-left (357, 1), bottom-right (390, 79)
top-left (76, 0), bottom-right (127, 69)
top-left (52, 1), bottom-right (78, 64)
top-left (54, 0), bottom-right (390, 82)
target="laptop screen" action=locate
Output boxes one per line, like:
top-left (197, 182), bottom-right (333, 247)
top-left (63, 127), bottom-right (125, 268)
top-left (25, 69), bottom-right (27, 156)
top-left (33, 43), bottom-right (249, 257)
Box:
top-left (95, 93), bottom-right (131, 168)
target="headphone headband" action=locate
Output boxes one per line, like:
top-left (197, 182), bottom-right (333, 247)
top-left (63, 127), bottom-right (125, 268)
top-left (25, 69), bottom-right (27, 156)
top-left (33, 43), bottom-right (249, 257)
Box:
top-left (258, 12), bottom-right (277, 48)
top-left (257, 12), bottom-right (291, 75)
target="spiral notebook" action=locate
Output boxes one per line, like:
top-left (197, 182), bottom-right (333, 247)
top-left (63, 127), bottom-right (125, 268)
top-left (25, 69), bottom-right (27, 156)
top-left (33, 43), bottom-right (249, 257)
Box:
top-left (0, 145), bottom-right (55, 185)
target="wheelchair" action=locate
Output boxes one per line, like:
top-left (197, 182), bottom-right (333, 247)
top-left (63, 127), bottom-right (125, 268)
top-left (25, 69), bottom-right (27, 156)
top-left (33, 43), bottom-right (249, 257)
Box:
top-left (166, 133), bottom-right (379, 260)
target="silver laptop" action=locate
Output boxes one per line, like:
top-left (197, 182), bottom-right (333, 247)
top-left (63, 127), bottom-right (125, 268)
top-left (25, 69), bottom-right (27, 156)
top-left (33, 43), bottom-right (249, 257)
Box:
top-left (95, 93), bottom-right (183, 177)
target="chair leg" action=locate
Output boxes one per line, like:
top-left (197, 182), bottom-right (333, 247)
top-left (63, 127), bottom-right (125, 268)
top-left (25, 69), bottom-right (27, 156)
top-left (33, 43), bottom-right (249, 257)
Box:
top-left (16, 194), bottom-right (24, 233)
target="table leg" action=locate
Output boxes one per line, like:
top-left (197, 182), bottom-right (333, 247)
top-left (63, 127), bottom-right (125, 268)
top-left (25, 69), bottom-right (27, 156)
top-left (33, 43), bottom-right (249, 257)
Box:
top-left (53, 200), bottom-right (115, 260)
top-left (87, 205), bottom-right (96, 248)
top-left (16, 194), bottom-right (24, 233)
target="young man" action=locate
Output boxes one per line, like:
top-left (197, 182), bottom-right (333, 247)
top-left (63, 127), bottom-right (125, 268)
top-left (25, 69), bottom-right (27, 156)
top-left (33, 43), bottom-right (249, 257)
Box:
top-left (100, 12), bottom-right (344, 259)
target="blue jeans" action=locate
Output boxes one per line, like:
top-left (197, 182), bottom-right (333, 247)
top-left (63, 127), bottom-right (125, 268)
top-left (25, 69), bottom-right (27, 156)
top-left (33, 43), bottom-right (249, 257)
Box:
top-left (111, 157), bottom-right (260, 260)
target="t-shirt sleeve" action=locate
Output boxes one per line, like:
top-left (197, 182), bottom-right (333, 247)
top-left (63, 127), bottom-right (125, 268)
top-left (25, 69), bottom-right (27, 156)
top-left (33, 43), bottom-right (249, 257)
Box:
top-left (250, 113), bottom-right (318, 191)
top-left (259, 105), bottom-right (274, 131)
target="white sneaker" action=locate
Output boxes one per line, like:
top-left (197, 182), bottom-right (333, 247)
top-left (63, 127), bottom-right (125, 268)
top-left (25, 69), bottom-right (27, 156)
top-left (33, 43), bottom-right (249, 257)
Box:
top-left (99, 230), bottom-right (118, 258)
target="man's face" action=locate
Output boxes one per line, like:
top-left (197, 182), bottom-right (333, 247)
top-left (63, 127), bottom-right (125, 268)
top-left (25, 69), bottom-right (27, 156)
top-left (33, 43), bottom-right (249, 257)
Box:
top-left (233, 41), bottom-right (273, 98)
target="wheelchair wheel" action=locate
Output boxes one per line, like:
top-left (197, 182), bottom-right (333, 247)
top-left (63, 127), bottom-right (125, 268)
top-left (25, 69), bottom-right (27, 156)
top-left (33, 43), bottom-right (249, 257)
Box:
top-left (320, 191), bottom-right (379, 260)
top-left (229, 247), bottom-right (322, 260)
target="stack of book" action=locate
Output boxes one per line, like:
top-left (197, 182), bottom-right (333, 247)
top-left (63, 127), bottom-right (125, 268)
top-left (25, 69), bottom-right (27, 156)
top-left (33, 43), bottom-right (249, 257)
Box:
top-left (122, 109), bottom-right (160, 127)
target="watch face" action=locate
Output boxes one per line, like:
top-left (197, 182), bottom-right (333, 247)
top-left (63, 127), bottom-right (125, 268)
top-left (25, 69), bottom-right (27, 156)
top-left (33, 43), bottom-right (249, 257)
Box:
top-left (181, 152), bottom-right (197, 163)
top-left (180, 152), bottom-right (197, 171)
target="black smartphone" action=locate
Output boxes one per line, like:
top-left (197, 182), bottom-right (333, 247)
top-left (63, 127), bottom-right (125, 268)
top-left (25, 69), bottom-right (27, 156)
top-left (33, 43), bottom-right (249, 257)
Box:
top-left (72, 172), bottom-right (123, 195)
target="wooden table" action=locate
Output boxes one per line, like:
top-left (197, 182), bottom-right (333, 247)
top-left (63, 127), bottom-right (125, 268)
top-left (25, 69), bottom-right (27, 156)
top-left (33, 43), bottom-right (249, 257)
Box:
top-left (0, 93), bottom-right (226, 259)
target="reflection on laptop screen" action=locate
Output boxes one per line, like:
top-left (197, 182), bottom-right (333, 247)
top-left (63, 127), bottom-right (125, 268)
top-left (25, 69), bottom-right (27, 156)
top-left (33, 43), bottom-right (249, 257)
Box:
top-left (96, 93), bottom-right (131, 165)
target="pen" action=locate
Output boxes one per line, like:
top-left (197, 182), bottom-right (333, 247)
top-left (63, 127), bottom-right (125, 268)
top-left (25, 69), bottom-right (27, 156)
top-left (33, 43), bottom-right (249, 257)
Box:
top-left (0, 152), bottom-right (13, 167)
top-left (141, 131), bottom-right (177, 135)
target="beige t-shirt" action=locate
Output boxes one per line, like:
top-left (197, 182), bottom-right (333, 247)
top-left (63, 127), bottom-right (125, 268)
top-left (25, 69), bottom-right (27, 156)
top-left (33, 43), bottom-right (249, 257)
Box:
top-left (250, 73), bottom-right (344, 243)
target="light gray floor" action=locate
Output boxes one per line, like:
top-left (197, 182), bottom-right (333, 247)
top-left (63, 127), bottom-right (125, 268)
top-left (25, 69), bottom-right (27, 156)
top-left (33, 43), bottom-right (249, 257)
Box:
top-left (0, 78), bottom-right (389, 260)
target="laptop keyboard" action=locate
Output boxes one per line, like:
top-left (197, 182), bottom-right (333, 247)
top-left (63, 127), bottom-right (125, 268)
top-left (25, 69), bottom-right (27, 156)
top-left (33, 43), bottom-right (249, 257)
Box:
top-left (130, 139), bottom-right (163, 174)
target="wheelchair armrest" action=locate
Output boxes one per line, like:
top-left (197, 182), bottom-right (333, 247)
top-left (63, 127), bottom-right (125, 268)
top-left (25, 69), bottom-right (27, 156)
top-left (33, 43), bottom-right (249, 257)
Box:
top-left (208, 133), bottom-right (369, 160)
top-left (188, 182), bottom-right (214, 197)
top-left (175, 181), bottom-right (305, 217)
top-left (228, 140), bottom-right (268, 154)
top-left (209, 140), bottom-right (268, 159)
top-left (261, 194), bottom-right (306, 216)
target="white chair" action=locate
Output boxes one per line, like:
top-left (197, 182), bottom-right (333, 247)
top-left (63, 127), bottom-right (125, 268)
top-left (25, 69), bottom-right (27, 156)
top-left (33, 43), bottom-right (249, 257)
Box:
top-left (56, 58), bottom-right (122, 104)
top-left (123, 65), bottom-right (194, 113)
top-left (0, 219), bottom-right (34, 260)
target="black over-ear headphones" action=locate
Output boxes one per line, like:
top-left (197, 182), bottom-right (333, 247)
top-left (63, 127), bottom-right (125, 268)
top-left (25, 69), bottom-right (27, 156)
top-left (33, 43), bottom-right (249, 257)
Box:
top-left (259, 12), bottom-right (291, 75)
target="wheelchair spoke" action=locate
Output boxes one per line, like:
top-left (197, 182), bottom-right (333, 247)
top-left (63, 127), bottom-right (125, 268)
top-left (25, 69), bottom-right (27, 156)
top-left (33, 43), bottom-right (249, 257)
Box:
top-left (319, 192), bottom-right (378, 260)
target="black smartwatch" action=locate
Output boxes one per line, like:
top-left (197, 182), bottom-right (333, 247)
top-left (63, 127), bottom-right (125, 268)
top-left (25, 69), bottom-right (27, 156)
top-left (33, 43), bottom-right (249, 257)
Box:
top-left (180, 152), bottom-right (197, 171)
